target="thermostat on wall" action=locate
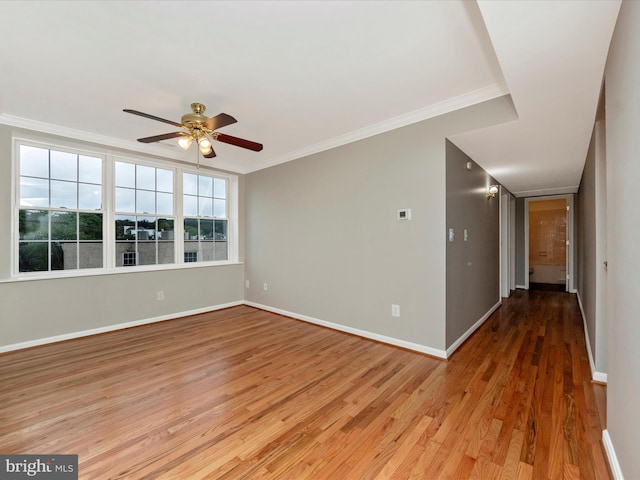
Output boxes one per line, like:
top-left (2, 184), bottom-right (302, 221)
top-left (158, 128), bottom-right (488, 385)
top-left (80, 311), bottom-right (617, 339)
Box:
top-left (397, 209), bottom-right (411, 220)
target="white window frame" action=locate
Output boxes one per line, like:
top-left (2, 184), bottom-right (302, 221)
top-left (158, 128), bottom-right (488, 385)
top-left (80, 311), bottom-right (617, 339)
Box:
top-left (14, 139), bottom-right (108, 275)
top-left (182, 171), bottom-right (230, 263)
top-left (113, 158), bottom-right (177, 268)
top-left (12, 136), bottom-right (239, 279)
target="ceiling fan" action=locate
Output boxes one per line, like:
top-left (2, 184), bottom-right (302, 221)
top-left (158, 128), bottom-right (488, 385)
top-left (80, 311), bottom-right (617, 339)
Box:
top-left (123, 102), bottom-right (263, 159)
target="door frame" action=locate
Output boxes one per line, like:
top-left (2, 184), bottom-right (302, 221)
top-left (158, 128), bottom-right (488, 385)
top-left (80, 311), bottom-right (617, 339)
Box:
top-left (524, 194), bottom-right (575, 291)
top-left (510, 195), bottom-right (516, 292)
top-left (499, 190), bottom-right (513, 298)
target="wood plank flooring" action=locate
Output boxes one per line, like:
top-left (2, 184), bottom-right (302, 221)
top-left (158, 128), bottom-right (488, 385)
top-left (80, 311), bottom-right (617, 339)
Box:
top-left (0, 290), bottom-right (610, 479)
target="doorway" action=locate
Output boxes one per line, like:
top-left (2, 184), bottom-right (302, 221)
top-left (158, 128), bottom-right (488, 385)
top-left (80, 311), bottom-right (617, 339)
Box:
top-left (524, 196), bottom-right (573, 292)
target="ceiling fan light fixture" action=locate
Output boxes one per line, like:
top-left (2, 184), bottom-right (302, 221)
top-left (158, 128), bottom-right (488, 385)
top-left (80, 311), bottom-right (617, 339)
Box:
top-left (178, 136), bottom-right (193, 150)
top-left (197, 135), bottom-right (212, 155)
top-left (124, 103), bottom-right (263, 160)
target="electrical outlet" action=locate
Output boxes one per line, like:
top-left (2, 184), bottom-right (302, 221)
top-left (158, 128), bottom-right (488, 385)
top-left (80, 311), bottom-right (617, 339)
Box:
top-left (157, 290), bottom-right (164, 301)
top-left (391, 304), bottom-right (400, 317)
top-left (263, 283), bottom-right (268, 291)
top-left (245, 280), bottom-right (250, 289)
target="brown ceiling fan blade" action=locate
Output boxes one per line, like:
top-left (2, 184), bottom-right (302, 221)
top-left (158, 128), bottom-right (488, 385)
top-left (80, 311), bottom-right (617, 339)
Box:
top-left (123, 109), bottom-right (184, 128)
top-left (215, 133), bottom-right (263, 152)
top-left (137, 131), bottom-right (188, 143)
top-left (203, 113), bottom-right (237, 131)
top-left (203, 146), bottom-right (216, 158)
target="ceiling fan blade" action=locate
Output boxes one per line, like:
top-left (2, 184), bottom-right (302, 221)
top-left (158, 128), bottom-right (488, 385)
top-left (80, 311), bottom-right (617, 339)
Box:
top-left (123, 109), bottom-right (184, 128)
top-left (137, 131), bottom-right (188, 143)
top-left (203, 113), bottom-right (237, 131)
top-left (215, 133), bottom-right (263, 152)
top-left (203, 146), bottom-right (216, 158)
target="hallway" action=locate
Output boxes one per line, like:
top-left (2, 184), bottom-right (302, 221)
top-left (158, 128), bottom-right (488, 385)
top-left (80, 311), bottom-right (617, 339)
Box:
top-left (450, 289), bottom-right (609, 479)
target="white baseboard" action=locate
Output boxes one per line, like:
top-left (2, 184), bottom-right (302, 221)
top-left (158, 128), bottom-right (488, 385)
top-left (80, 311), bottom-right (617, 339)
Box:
top-left (603, 429), bottom-right (624, 479)
top-left (592, 371), bottom-right (608, 383)
top-left (516, 284), bottom-right (527, 290)
top-left (445, 300), bottom-right (502, 358)
top-left (0, 301), bottom-right (244, 354)
top-left (243, 301), bottom-right (447, 359)
top-left (576, 292), bottom-right (608, 384)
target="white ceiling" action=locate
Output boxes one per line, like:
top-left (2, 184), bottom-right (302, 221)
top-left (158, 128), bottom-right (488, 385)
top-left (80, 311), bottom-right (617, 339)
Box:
top-left (0, 1), bottom-right (620, 196)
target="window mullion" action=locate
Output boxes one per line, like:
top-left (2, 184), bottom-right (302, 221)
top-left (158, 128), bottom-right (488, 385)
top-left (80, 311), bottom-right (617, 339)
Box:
top-left (47, 212), bottom-right (52, 272)
top-left (175, 167), bottom-right (184, 264)
top-left (104, 155), bottom-right (115, 269)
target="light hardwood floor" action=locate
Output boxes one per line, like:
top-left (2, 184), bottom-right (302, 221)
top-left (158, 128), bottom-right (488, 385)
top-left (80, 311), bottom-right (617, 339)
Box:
top-left (0, 290), bottom-right (610, 479)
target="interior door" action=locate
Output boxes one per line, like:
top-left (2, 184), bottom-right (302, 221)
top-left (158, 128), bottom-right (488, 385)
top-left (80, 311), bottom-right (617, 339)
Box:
top-left (528, 199), bottom-right (567, 289)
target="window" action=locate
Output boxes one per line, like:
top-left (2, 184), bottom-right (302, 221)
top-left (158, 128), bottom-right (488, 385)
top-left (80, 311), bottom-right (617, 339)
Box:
top-left (14, 140), bottom-right (237, 277)
top-left (184, 251), bottom-right (198, 263)
top-left (114, 162), bottom-right (175, 267)
top-left (18, 145), bottom-right (103, 272)
top-left (183, 173), bottom-right (228, 262)
top-left (122, 251), bottom-right (137, 267)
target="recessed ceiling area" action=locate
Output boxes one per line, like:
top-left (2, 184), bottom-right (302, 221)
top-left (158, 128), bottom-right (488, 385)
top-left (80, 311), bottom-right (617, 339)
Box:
top-left (0, 1), bottom-right (620, 196)
top-left (450, 0), bottom-right (620, 196)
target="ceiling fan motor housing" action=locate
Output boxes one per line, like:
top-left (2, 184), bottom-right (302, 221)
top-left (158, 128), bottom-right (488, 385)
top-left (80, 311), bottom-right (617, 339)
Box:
top-left (181, 103), bottom-right (210, 130)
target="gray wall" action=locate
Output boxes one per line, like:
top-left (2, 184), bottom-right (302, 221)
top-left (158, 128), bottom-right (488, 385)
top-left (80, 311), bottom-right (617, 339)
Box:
top-left (604, 1), bottom-right (640, 477)
top-left (245, 96), bottom-right (516, 353)
top-left (576, 98), bottom-right (607, 377)
top-left (445, 140), bottom-right (500, 348)
top-left (577, 127), bottom-right (597, 363)
top-left (0, 266), bottom-right (244, 346)
top-left (0, 125), bottom-right (245, 349)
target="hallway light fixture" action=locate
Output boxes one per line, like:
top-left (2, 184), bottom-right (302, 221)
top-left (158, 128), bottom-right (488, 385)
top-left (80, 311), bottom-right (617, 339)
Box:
top-left (487, 185), bottom-right (499, 199)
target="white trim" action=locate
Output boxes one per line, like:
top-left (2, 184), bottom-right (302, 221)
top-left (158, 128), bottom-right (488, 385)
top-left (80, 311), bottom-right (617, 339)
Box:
top-left (513, 186), bottom-right (579, 198)
top-left (500, 192), bottom-right (510, 298)
top-left (244, 301), bottom-right (448, 359)
top-left (524, 194), bottom-right (574, 292)
top-left (516, 284), bottom-right (527, 290)
top-left (0, 301), bottom-right (243, 354)
top-left (0, 260), bottom-right (243, 284)
top-left (592, 370), bottom-right (608, 384)
top-left (602, 430), bottom-right (625, 480)
top-left (2, 300), bottom-right (448, 359)
top-left (446, 300), bottom-right (502, 357)
top-left (246, 82), bottom-right (509, 173)
top-left (576, 292), bottom-right (608, 383)
top-left (0, 82), bottom-right (508, 176)
top-left (509, 195), bottom-right (516, 292)
top-left (0, 114), bottom-right (243, 173)
top-left (10, 134), bottom-right (240, 280)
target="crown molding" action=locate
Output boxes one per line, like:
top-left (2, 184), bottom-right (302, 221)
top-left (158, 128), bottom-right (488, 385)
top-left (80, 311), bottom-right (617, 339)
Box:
top-left (0, 114), bottom-right (247, 174)
top-left (0, 81), bottom-right (508, 176)
top-left (244, 81), bottom-right (510, 173)
top-left (513, 185), bottom-right (579, 198)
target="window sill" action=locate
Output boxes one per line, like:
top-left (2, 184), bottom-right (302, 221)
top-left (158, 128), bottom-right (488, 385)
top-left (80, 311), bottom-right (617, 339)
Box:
top-left (0, 261), bottom-right (244, 283)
